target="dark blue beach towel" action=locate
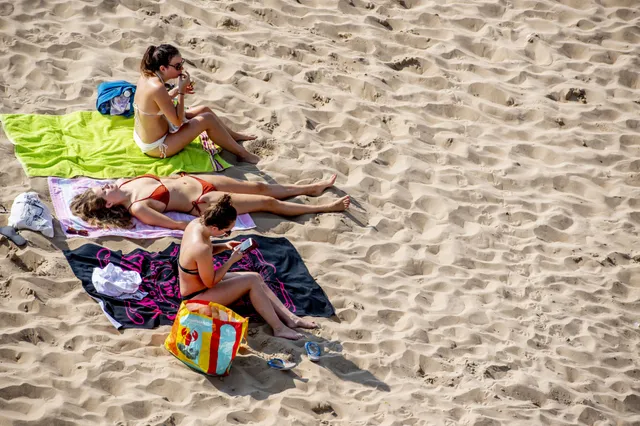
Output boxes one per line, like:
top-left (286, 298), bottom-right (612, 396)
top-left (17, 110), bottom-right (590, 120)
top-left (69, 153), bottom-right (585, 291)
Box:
top-left (63, 236), bottom-right (336, 329)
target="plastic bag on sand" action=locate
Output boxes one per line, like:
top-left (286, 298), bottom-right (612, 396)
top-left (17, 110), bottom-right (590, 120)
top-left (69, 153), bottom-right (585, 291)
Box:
top-left (165, 300), bottom-right (248, 376)
top-left (8, 192), bottom-right (54, 238)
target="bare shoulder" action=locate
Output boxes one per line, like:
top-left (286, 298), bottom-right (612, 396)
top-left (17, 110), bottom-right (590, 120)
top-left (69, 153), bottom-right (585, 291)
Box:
top-left (128, 201), bottom-right (145, 215)
top-left (182, 239), bottom-right (211, 265)
top-left (183, 222), bottom-right (211, 254)
top-left (137, 76), bottom-right (164, 94)
top-left (148, 79), bottom-right (166, 94)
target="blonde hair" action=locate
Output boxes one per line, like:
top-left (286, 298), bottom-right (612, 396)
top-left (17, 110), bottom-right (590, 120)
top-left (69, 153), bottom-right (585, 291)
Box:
top-left (70, 189), bottom-right (133, 229)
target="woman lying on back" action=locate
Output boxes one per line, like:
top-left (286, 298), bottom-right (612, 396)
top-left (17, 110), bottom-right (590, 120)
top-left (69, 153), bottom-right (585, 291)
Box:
top-left (178, 195), bottom-right (317, 340)
top-left (134, 43), bottom-right (259, 162)
top-left (70, 173), bottom-right (350, 230)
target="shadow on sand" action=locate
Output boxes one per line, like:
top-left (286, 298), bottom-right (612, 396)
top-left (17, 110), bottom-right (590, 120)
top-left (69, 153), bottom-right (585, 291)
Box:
top-left (204, 325), bottom-right (389, 399)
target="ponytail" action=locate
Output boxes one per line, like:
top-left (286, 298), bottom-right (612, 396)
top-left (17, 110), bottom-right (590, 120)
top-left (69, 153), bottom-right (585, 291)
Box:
top-left (201, 194), bottom-right (237, 229)
top-left (139, 44), bottom-right (180, 76)
top-left (140, 45), bottom-right (157, 76)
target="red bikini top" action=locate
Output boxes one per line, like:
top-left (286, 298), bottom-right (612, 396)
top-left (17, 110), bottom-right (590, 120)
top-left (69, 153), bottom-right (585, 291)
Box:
top-left (119, 174), bottom-right (170, 211)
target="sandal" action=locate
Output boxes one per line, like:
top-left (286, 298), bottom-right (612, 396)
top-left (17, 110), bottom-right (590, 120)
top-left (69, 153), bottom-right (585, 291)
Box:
top-left (267, 359), bottom-right (296, 371)
top-left (305, 342), bottom-right (322, 362)
top-left (0, 226), bottom-right (27, 247)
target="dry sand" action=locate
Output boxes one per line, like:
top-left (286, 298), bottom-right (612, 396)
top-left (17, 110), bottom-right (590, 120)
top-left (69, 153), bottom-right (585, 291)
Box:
top-left (2, 0), bottom-right (640, 424)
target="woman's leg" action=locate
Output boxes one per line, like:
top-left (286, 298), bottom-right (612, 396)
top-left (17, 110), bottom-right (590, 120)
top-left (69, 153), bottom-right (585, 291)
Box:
top-left (161, 113), bottom-right (260, 163)
top-left (186, 106), bottom-right (256, 142)
top-left (196, 174), bottom-right (338, 199)
top-left (219, 193), bottom-right (350, 216)
top-left (189, 272), bottom-right (301, 340)
top-left (254, 277), bottom-right (318, 329)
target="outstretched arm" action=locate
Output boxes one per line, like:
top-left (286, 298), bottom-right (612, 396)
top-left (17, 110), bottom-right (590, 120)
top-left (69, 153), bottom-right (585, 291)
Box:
top-left (210, 241), bottom-right (241, 256)
top-left (131, 204), bottom-right (190, 230)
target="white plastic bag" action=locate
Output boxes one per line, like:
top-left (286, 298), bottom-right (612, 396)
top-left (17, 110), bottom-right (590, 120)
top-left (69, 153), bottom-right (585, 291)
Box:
top-left (8, 192), bottom-right (54, 238)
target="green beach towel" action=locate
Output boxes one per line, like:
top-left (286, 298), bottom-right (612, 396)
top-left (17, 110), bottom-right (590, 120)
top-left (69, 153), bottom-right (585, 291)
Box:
top-left (0, 111), bottom-right (231, 178)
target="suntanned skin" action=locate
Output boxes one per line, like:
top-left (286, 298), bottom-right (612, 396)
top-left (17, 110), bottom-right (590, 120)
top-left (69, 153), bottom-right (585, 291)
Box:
top-left (92, 173), bottom-right (350, 230)
top-left (178, 219), bottom-right (318, 340)
top-left (135, 54), bottom-right (259, 162)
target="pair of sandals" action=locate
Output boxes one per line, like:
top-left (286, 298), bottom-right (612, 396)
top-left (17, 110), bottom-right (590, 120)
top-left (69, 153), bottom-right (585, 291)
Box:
top-left (268, 342), bottom-right (322, 371)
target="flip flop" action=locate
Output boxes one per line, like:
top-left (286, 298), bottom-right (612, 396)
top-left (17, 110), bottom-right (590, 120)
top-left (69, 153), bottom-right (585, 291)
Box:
top-left (305, 342), bottom-right (322, 362)
top-left (267, 359), bottom-right (296, 371)
top-left (0, 226), bottom-right (26, 247)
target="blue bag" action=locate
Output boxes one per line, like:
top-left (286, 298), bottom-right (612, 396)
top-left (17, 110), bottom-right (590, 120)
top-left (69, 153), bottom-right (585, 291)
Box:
top-left (96, 81), bottom-right (136, 117)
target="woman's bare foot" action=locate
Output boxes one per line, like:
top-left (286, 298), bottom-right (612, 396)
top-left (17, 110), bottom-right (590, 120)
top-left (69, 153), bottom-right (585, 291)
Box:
top-left (273, 325), bottom-right (302, 340)
top-left (286, 316), bottom-right (318, 329)
top-left (308, 174), bottom-right (337, 197)
top-left (239, 152), bottom-right (260, 164)
top-left (325, 195), bottom-right (350, 212)
top-left (232, 132), bottom-right (257, 142)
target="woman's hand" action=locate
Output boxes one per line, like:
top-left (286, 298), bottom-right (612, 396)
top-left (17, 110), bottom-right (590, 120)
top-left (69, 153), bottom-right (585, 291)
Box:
top-left (177, 70), bottom-right (191, 94)
top-left (186, 80), bottom-right (196, 95)
top-left (225, 241), bottom-right (241, 251)
top-left (228, 246), bottom-right (245, 264)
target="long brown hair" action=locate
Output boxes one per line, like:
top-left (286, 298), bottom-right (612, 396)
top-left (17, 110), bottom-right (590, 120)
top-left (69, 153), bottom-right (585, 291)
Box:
top-left (201, 194), bottom-right (237, 230)
top-left (70, 190), bottom-right (133, 229)
top-left (140, 44), bottom-right (181, 77)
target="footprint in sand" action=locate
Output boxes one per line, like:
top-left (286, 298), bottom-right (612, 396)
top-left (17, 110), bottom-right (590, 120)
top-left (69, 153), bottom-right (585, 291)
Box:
top-left (524, 34), bottom-right (553, 66)
top-left (245, 138), bottom-right (276, 157)
top-left (0, 2), bottom-right (14, 16)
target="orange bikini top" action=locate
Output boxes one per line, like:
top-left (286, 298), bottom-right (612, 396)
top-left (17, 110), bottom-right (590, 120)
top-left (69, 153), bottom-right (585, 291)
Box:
top-left (119, 174), bottom-right (170, 211)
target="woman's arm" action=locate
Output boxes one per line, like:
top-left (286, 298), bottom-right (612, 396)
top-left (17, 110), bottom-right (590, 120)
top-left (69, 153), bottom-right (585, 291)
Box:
top-left (131, 204), bottom-right (190, 230)
top-left (211, 243), bottom-right (227, 256)
top-left (152, 83), bottom-right (186, 128)
top-left (210, 241), bottom-right (241, 256)
top-left (167, 86), bottom-right (179, 98)
top-left (196, 245), bottom-right (243, 288)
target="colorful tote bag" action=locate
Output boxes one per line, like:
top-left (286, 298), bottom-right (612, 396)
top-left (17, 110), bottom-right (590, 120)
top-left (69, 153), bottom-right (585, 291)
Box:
top-left (164, 300), bottom-right (248, 375)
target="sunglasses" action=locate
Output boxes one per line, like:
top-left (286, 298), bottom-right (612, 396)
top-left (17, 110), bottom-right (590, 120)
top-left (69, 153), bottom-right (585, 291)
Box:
top-left (67, 227), bottom-right (89, 236)
top-left (167, 59), bottom-right (185, 71)
top-left (221, 230), bottom-right (232, 237)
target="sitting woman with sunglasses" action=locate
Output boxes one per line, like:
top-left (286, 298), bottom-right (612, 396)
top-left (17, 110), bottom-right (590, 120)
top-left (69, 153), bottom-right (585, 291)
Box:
top-left (70, 173), bottom-right (350, 230)
top-left (178, 195), bottom-right (317, 340)
top-left (134, 44), bottom-right (260, 163)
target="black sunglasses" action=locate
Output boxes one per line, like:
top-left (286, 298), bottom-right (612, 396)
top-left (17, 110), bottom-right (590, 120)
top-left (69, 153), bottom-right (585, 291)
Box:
top-left (221, 230), bottom-right (232, 237)
top-left (167, 59), bottom-right (185, 71)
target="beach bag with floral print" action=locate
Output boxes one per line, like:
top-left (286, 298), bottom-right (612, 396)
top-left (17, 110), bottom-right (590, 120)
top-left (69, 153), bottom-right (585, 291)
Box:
top-left (164, 300), bottom-right (248, 375)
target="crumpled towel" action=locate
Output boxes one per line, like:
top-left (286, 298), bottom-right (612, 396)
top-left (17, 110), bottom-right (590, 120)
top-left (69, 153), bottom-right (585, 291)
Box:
top-left (91, 263), bottom-right (143, 297)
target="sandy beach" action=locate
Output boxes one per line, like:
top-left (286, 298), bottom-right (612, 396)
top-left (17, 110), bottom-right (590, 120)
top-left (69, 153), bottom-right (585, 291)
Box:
top-left (2, 0), bottom-right (640, 424)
